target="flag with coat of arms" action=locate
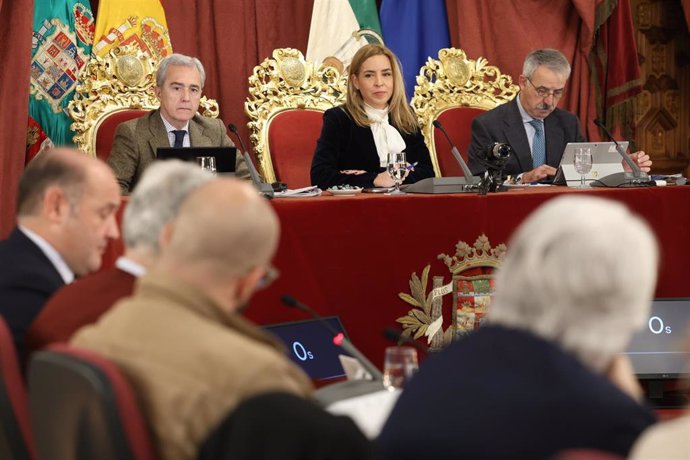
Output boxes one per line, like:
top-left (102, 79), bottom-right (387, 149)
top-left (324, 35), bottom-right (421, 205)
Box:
top-left (27, 0), bottom-right (95, 162)
top-left (91, 0), bottom-right (172, 59)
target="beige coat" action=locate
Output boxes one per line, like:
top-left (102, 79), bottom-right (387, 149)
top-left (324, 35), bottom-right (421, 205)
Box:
top-left (72, 271), bottom-right (313, 460)
top-left (629, 414), bottom-right (690, 459)
top-left (107, 110), bottom-right (250, 193)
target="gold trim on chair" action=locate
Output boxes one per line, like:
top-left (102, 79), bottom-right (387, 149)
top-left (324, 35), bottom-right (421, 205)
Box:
top-left (411, 48), bottom-right (519, 176)
top-left (68, 45), bottom-right (219, 157)
top-left (245, 48), bottom-right (348, 183)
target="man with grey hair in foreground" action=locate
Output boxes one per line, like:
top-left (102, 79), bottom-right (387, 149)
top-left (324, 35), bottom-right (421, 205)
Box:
top-left (26, 160), bottom-right (212, 354)
top-left (108, 53), bottom-right (249, 194)
top-left (72, 178), bottom-right (313, 460)
top-left (379, 195), bottom-right (658, 460)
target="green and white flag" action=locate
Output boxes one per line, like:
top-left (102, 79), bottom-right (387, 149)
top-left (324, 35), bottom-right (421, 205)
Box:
top-left (28, 0), bottom-right (94, 160)
top-left (306, 0), bottom-right (381, 67)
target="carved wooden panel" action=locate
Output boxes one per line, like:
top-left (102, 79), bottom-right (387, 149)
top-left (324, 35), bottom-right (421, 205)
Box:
top-left (632, 0), bottom-right (690, 174)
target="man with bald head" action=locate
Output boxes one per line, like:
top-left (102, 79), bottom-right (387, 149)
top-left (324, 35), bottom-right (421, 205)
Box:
top-left (0, 148), bottom-right (121, 361)
top-left (72, 179), bottom-right (313, 460)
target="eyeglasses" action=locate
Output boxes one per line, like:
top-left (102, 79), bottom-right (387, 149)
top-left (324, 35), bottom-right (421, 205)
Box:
top-left (257, 265), bottom-right (280, 290)
top-left (526, 77), bottom-right (564, 99)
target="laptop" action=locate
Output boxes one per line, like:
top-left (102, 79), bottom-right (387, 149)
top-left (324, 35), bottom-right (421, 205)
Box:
top-left (156, 146), bottom-right (237, 174)
top-left (264, 316), bottom-right (350, 381)
top-left (553, 141), bottom-right (627, 186)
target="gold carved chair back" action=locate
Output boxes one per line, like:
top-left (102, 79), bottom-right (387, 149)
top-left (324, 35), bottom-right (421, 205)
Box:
top-left (411, 48), bottom-right (519, 177)
top-left (68, 45), bottom-right (219, 160)
top-left (245, 48), bottom-right (348, 187)
top-left (397, 234), bottom-right (506, 351)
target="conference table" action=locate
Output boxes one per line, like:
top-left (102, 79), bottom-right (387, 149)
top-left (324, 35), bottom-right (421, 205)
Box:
top-left (105, 185), bottom-right (690, 366)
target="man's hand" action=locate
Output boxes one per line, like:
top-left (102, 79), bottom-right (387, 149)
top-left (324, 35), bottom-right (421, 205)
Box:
top-left (623, 151), bottom-right (652, 173)
top-left (522, 165), bottom-right (557, 183)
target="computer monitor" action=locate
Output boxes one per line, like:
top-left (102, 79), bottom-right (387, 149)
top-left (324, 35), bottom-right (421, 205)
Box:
top-left (264, 317), bottom-right (350, 382)
top-left (156, 146), bottom-right (236, 173)
top-left (622, 298), bottom-right (690, 408)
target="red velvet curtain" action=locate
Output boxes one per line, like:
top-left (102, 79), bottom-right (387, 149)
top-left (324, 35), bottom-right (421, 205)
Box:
top-left (0, 0), bottom-right (33, 238)
top-left (163, 0), bottom-right (313, 151)
top-left (445, 0), bottom-right (601, 141)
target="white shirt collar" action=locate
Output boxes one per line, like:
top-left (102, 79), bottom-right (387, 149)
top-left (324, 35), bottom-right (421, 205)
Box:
top-left (19, 225), bottom-right (74, 284)
top-left (115, 256), bottom-right (147, 277)
top-left (160, 113), bottom-right (190, 134)
top-left (516, 94), bottom-right (535, 123)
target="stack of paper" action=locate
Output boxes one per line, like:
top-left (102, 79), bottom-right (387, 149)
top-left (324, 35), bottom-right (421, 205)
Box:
top-left (274, 185), bottom-right (322, 198)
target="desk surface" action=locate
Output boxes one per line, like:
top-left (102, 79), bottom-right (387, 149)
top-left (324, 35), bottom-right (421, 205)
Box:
top-left (104, 185), bottom-right (690, 365)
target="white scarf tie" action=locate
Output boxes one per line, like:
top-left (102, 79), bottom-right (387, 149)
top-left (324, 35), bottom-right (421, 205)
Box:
top-left (364, 104), bottom-right (406, 167)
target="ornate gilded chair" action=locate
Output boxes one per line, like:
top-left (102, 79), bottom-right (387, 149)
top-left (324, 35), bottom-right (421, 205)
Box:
top-left (69, 45), bottom-right (219, 160)
top-left (412, 48), bottom-right (519, 177)
top-left (245, 48), bottom-right (348, 188)
top-left (396, 235), bottom-right (506, 351)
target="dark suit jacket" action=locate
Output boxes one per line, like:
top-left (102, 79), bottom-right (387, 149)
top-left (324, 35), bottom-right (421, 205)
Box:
top-left (378, 325), bottom-right (655, 460)
top-left (0, 228), bottom-right (65, 362)
top-left (311, 106), bottom-right (435, 189)
top-left (26, 266), bottom-right (136, 354)
top-left (107, 109), bottom-right (248, 194)
top-left (468, 98), bottom-right (585, 177)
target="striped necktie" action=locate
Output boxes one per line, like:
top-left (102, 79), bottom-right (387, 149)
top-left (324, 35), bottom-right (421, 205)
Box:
top-left (528, 119), bottom-right (545, 168)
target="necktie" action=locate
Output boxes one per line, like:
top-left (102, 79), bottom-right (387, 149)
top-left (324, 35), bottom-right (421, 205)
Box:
top-left (172, 130), bottom-right (186, 148)
top-left (528, 119), bottom-right (545, 168)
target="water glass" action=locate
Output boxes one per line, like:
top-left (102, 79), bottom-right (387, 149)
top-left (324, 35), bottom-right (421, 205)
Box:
top-left (574, 147), bottom-right (592, 188)
top-left (196, 156), bottom-right (217, 175)
top-left (382, 346), bottom-right (419, 391)
top-left (387, 151), bottom-right (407, 195)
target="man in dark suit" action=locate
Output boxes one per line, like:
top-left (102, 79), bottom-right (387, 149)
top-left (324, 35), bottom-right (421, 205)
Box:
top-left (107, 53), bottom-right (249, 194)
top-left (468, 48), bottom-right (651, 183)
top-left (378, 196), bottom-right (659, 459)
top-left (0, 148), bottom-right (120, 361)
top-left (26, 160), bottom-right (212, 353)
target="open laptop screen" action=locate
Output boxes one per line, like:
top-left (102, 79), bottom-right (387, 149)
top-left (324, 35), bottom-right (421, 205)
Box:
top-left (156, 146), bottom-right (236, 173)
top-left (622, 298), bottom-right (690, 379)
top-left (553, 141), bottom-right (627, 185)
top-left (264, 317), bottom-right (350, 381)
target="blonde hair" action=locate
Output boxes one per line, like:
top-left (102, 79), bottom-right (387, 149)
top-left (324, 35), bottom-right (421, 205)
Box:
top-left (344, 44), bottom-right (419, 134)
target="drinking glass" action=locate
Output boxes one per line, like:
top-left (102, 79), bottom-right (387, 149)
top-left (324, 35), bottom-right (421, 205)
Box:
top-left (387, 151), bottom-right (407, 195)
top-left (574, 147), bottom-right (592, 188)
top-left (382, 346), bottom-right (419, 391)
top-left (196, 156), bottom-right (217, 175)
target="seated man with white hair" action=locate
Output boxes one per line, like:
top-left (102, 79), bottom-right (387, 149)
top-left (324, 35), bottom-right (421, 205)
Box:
top-left (378, 196), bottom-right (658, 460)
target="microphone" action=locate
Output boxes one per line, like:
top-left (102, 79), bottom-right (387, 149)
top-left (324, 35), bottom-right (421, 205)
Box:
top-left (281, 295), bottom-right (383, 380)
top-left (432, 120), bottom-right (480, 184)
top-left (593, 118), bottom-right (648, 181)
top-left (383, 327), bottom-right (429, 354)
top-left (227, 123), bottom-right (274, 197)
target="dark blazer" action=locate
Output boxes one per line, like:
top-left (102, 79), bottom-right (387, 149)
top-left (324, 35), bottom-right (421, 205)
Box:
top-left (107, 109), bottom-right (248, 194)
top-left (311, 106), bottom-right (435, 189)
top-left (0, 228), bottom-right (65, 362)
top-left (467, 98), bottom-right (585, 177)
top-left (26, 266), bottom-right (136, 354)
top-left (378, 325), bottom-right (655, 460)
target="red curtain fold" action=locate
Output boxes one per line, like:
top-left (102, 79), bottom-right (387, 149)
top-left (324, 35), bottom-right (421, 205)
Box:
top-left (0, 0), bottom-right (33, 238)
top-left (683, 0), bottom-right (690, 32)
top-left (445, 0), bottom-right (602, 141)
top-left (163, 0), bottom-right (313, 152)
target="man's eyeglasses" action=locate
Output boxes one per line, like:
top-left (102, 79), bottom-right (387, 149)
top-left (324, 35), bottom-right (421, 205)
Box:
top-left (526, 77), bottom-right (564, 99)
top-left (257, 265), bottom-right (280, 289)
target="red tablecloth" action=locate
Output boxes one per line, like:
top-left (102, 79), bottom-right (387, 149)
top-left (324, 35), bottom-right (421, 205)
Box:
top-left (105, 186), bottom-right (690, 366)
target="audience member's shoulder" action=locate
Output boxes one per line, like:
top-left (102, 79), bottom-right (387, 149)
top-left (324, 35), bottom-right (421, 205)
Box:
top-left (630, 415), bottom-right (690, 459)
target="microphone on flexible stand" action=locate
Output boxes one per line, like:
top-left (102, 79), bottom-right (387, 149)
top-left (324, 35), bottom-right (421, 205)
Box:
top-left (432, 120), bottom-right (480, 185)
top-left (592, 118), bottom-right (653, 187)
top-left (383, 327), bottom-right (429, 354)
top-left (281, 295), bottom-right (383, 380)
top-left (227, 123), bottom-right (274, 197)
